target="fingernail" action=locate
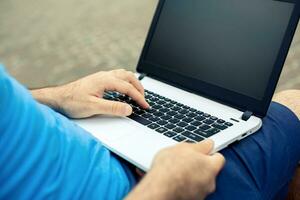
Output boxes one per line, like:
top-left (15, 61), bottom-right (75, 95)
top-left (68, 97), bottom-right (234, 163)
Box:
top-left (124, 105), bottom-right (132, 116)
top-left (203, 139), bottom-right (214, 146)
top-left (146, 102), bottom-right (150, 108)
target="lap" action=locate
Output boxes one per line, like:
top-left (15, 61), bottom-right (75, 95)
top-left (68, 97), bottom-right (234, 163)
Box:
top-left (207, 102), bottom-right (300, 200)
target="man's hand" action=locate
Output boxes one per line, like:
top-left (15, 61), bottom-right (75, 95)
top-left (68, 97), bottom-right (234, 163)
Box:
top-left (31, 69), bottom-right (150, 118)
top-left (126, 140), bottom-right (225, 200)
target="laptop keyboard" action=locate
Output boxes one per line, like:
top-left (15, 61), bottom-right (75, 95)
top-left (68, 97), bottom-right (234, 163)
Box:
top-left (103, 90), bottom-right (233, 143)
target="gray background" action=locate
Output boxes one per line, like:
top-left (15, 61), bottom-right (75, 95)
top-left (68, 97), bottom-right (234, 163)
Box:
top-left (0, 0), bottom-right (299, 92)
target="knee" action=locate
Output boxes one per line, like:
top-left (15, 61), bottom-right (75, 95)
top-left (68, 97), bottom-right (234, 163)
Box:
top-left (273, 90), bottom-right (300, 119)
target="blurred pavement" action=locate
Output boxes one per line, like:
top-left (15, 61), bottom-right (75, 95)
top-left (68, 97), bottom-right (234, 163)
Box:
top-left (0, 0), bottom-right (299, 92)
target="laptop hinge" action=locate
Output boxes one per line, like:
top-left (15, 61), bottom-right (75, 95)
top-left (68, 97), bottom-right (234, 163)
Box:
top-left (138, 73), bottom-right (147, 80)
top-left (241, 110), bottom-right (253, 121)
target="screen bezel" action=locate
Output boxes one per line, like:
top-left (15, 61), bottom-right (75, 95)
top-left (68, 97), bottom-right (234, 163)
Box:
top-left (137, 0), bottom-right (300, 117)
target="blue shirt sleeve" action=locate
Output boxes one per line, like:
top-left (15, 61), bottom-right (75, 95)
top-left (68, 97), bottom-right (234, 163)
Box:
top-left (0, 65), bottom-right (135, 199)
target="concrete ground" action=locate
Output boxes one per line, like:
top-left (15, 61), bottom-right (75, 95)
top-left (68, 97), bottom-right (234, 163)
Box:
top-left (0, 0), bottom-right (299, 92)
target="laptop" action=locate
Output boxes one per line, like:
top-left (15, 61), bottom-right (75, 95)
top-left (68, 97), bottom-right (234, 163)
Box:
top-left (74, 0), bottom-right (300, 171)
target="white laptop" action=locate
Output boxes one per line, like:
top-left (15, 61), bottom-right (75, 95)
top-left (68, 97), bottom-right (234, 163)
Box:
top-left (74, 0), bottom-right (300, 171)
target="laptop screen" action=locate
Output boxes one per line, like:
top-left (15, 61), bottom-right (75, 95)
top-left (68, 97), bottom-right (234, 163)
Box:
top-left (143, 0), bottom-right (295, 101)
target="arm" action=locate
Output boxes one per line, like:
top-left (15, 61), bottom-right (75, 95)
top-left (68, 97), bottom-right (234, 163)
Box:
top-left (0, 65), bottom-right (138, 199)
top-left (31, 69), bottom-right (150, 118)
top-left (31, 68), bottom-right (225, 199)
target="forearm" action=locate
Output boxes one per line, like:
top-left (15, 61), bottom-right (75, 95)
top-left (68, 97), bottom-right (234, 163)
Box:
top-left (125, 169), bottom-right (198, 200)
top-left (126, 171), bottom-right (178, 200)
top-left (31, 87), bottom-right (62, 111)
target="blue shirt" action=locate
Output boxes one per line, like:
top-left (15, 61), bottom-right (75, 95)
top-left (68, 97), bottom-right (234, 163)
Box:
top-left (0, 65), bottom-right (135, 199)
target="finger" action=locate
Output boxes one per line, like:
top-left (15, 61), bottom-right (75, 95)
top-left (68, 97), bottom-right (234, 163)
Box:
top-left (191, 139), bottom-right (214, 154)
top-left (106, 79), bottom-right (150, 108)
top-left (129, 75), bottom-right (145, 95)
top-left (114, 70), bottom-right (145, 95)
top-left (94, 98), bottom-right (133, 116)
top-left (127, 73), bottom-right (145, 95)
top-left (210, 153), bottom-right (226, 173)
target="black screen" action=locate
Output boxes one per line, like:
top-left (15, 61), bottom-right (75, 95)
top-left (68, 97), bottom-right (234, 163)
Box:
top-left (145, 0), bottom-right (294, 100)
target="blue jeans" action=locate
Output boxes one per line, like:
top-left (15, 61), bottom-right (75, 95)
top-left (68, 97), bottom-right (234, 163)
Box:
top-left (207, 102), bottom-right (300, 200)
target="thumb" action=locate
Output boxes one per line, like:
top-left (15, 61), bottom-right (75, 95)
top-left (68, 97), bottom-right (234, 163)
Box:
top-left (97, 99), bottom-right (132, 116)
top-left (210, 153), bottom-right (226, 174)
top-left (191, 139), bottom-right (214, 154)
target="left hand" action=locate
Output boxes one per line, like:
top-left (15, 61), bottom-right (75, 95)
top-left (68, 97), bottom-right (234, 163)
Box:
top-left (31, 69), bottom-right (150, 118)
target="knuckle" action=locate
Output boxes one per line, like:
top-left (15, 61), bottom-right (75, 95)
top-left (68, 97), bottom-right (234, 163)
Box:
top-left (111, 103), bottom-right (120, 114)
top-left (128, 71), bottom-right (135, 77)
top-left (118, 69), bottom-right (126, 74)
top-left (123, 82), bottom-right (132, 91)
top-left (207, 182), bottom-right (216, 193)
top-left (128, 84), bottom-right (136, 93)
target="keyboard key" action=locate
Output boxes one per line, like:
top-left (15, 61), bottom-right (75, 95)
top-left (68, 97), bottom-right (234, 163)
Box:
top-left (152, 104), bottom-right (162, 109)
top-left (196, 111), bottom-right (204, 115)
top-left (194, 129), bottom-right (210, 138)
top-left (165, 123), bottom-right (176, 129)
top-left (188, 108), bottom-right (197, 112)
top-left (195, 116), bottom-right (206, 121)
top-left (161, 115), bottom-right (172, 120)
top-left (212, 123), bottom-right (228, 130)
top-left (172, 106), bottom-right (181, 111)
top-left (156, 127), bottom-right (168, 133)
top-left (182, 117), bottom-right (193, 123)
top-left (170, 100), bottom-right (176, 104)
top-left (203, 119), bottom-right (214, 125)
top-left (135, 109), bottom-right (145, 115)
top-left (178, 109), bottom-right (189, 114)
top-left (148, 123), bottom-right (159, 130)
top-left (148, 97), bottom-right (156, 101)
top-left (157, 120), bottom-right (168, 125)
top-left (176, 102), bottom-right (184, 107)
top-left (164, 131), bottom-right (177, 138)
top-left (203, 113), bottom-right (211, 118)
top-left (182, 105), bottom-right (189, 109)
top-left (147, 108), bottom-right (156, 113)
top-left (210, 116), bottom-right (218, 120)
top-left (154, 111), bottom-right (164, 117)
top-left (142, 113), bottom-right (153, 119)
top-left (206, 128), bottom-right (220, 135)
top-left (198, 124), bottom-right (211, 130)
top-left (148, 101), bottom-right (156, 106)
top-left (175, 114), bottom-right (185, 119)
top-left (173, 135), bottom-right (186, 142)
top-left (185, 139), bottom-right (196, 143)
top-left (182, 131), bottom-right (204, 142)
top-left (185, 125), bottom-right (197, 131)
top-left (186, 112), bottom-right (197, 118)
top-left (173, 127), bottom-right (184, 133)
top-left (195, 128), bottom-right (220, 137)
top-left (164, 103), bottom-right (173, 108)
top-left (129, 114), bottom-right (151, 125)
top-left (160, 108), bottom-right (170, 113)
top-left (166, 111), bottom-right (178, 116)
top-left (178, 121), bottom-right (188, 127)
top-left (191, 121), bottom-right (202, 126)
top-left (169, 118), bottom-right (180, 124)
top-left (217, 119), bottom-right (225, 123)
top-left (119, 95), bottom-right (130, 101)
top-left (225, 122), bottom-right (233, 126)
top-left (149, 116), bottom-right (160, 122)
top-left (157, 100), bottom-right (166, 105)
top-left (162, 96), bottom-right (169, 100)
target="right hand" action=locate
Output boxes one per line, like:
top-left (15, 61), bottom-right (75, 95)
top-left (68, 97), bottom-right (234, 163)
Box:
top-left (32, 69), bottom-right (150, 118)
top-left (126, 140), bottom-right (225, 200)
